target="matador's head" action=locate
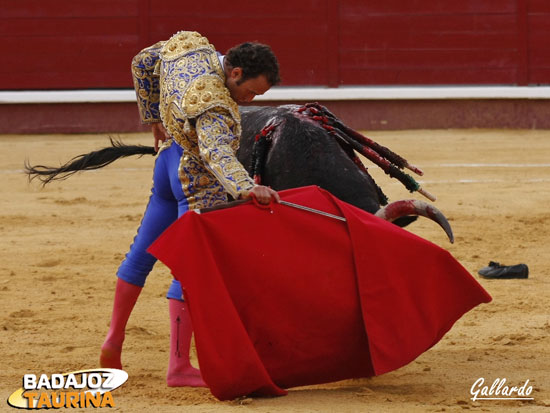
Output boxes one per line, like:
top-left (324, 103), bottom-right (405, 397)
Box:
top-left (223, 42), bottom-right (280, 104)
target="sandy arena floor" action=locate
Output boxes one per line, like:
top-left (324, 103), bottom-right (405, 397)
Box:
top-left (1, 129), bottom-right (549, 412)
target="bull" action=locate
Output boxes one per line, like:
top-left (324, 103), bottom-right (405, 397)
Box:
top-left (25, 103), bottom-right (453, 242)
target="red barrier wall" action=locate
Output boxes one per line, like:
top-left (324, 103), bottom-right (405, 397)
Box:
top-left (2, 0), bottom-right (549, 90)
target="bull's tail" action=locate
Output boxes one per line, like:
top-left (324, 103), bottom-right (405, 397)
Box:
top-left (25, 138), bottom-right (156, 185)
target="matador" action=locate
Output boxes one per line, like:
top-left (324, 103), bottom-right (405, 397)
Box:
top-left (99, 31), bottom-right (280, 387)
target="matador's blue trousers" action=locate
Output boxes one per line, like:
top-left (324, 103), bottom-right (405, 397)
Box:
top-left (117, 142), bottom-right (187, 300)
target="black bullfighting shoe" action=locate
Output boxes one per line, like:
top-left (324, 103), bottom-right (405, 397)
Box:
top-left (478, 261), bottom-right (529, 279)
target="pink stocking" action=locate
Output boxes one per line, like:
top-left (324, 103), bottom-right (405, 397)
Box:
top-left (166, 298), bottom-right (207, 387)
top-left (100, 278), bottom-right (142, 369)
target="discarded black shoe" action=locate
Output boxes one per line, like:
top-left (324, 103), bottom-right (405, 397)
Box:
top-left (478, 261), bottom-right (529, 279)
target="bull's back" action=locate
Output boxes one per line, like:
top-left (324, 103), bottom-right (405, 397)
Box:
top-left (238, 105), bottom-right (383, 214)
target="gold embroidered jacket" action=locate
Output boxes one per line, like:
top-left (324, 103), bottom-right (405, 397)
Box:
top-left (131, 31), bottom-right (255, 207)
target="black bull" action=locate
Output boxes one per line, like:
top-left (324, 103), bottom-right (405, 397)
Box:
top-left (25, 103), bottom-right (453, 242)
top-left (239, 105), bottom-right (383, 213)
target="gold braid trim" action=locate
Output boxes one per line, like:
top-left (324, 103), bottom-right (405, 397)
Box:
top-left (196, 109), bottom-right (254, 199)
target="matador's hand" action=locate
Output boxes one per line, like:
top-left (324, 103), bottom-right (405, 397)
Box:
top-left (247, 185), bottom-right (280, 205)
top-left (152, 122), bottom-right (170, 152)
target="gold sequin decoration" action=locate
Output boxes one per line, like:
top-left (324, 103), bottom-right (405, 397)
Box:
top-left (181, 75), bottom-right (239, 125)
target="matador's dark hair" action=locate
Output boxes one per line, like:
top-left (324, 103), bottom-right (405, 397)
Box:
top-left (225, 42), bottom-right (281, 86)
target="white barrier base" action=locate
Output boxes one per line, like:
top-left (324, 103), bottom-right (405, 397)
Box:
top-left (1, 86), bottom-right (550, 104)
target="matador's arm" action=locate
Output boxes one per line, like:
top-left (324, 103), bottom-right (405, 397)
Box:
top-left (196, 109), bottom-right (255, 199)
top-left (131, 41), bottom-right (165, 124)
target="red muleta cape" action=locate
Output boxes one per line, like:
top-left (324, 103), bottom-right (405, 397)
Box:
top-left (149, 185), bottom-right (491, 400)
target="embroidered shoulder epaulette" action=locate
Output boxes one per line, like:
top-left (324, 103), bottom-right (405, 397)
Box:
top-left (182, 75), bottom-right (240, 123)
top-left (160, 31), bottom-right (215, 61)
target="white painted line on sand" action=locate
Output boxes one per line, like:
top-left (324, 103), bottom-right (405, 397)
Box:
top-left (437, 163), bottom-right (550, 168)
top-left (420, 178), bottom-right (550, 184)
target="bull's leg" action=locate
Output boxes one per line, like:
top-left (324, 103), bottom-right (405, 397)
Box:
top-left (166, 298), bottom-right (206, 387)
top-left (100, 278), bottom-right (142, 369)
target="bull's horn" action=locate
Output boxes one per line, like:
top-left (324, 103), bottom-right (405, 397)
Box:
top-left (375, 200), bottom-right (454, 243)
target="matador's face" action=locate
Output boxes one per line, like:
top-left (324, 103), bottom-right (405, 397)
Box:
top-left (225, 67), bottom-right (271, 104)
